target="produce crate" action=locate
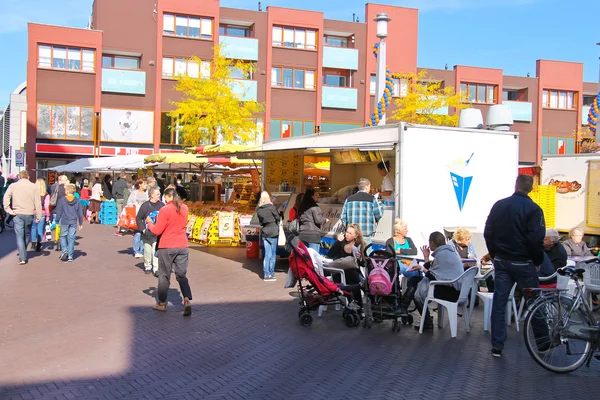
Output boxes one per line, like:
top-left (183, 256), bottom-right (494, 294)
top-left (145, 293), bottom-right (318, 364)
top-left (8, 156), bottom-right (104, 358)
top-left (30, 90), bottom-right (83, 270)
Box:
top-left (529, 185), bottom-right (556, 228)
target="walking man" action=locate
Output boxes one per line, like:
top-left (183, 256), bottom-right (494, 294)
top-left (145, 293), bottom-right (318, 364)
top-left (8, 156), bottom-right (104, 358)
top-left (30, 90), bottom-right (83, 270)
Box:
top-left (136, 186), bottom-right (164, 276)
top-left (484, 174), bottom-right (547, 357)
top-left (3, 170), bottom-right (42, 264)
top-left (340, 178), bottom-right (383, 244)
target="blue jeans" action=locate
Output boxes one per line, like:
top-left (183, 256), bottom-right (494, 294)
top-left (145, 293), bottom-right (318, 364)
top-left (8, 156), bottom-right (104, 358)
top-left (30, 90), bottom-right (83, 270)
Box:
top-left (14, 214), bottom-right (33, 262)
top-left (31, 217), bottom-right (46, 243)
top-left (133, 231), bottom-right (143, 256)
top-left (59, 223), bottom-right (77, 260)
top-left (263, 237), bottom-right (277, 278)
top-left (302, 241), bottom-right (320, 254)
top-left (491, 258), bottom-right (547, 351)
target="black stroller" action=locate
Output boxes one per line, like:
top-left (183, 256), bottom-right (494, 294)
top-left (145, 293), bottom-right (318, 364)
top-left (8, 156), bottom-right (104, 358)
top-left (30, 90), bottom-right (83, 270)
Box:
top-left (362, 244), bottom-right (414, 331)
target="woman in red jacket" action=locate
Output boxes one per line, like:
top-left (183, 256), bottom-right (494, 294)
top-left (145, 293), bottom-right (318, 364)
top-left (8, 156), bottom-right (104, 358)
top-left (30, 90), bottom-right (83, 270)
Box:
top-left (145, 188), bottom-right (193, 316)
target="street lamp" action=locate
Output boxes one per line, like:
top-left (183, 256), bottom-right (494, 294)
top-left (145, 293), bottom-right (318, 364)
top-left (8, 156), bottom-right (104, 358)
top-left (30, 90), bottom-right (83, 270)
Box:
top-left (373, 13), bottom-right (391, 125)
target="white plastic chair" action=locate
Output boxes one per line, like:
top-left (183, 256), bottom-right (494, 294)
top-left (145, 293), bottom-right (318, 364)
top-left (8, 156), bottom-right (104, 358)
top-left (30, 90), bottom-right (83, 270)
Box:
top-left (307, 248), bottom-right (347, 316)
top-left (477, 281), bottom-right (519, 332)
top-left (582, 261), bottom-right (600, 307)
top-left (419, 266), bottom-right (479, 338)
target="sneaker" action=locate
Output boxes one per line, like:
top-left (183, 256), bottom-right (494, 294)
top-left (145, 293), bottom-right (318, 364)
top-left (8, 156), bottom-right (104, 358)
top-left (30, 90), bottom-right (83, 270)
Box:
top-left (134, 254), bottom-right (143, 259)
top-left (144, 270), bottom-right (152, 275)
top-left (491, 349), bottom-right (503, 358)
top-left (153, 271), bottom-right (159, 277)
top-left (114, 231), bottom-right (123, 237)
top-left (68, 258), bottom-right (73, 262)
top-left (263, 275), bottom-right (277, 281)
top-left (59, 252), bottom-right (68, 261)
top-left (18, 260), bottom-right (26, 265)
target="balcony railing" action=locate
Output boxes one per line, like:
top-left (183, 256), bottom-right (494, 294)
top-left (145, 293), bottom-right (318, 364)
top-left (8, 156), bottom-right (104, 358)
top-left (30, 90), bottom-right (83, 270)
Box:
top-left (502, 101), bottom-right (532, 122)
top-left (231, 79), bottom-right (257, 102)
top-left (323, 47), bottom-right (359, 70)
top-left (321, 86), bottom-right (358, 109)
top-left (101, 68), bottom-right (146, 95)
top-left (219, 36), bottom-right (259, 61)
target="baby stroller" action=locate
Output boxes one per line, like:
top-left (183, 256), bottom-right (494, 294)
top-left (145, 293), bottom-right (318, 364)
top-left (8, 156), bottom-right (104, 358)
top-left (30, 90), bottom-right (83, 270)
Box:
top-left (287, 235), bottom-right (361, 328)
top-left (363, 244), bottom-right (414, 331)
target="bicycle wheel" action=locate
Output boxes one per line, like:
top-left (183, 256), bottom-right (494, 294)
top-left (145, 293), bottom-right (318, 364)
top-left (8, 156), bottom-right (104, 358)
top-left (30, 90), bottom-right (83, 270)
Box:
top-left (523, 296), bottom-right (593, 373)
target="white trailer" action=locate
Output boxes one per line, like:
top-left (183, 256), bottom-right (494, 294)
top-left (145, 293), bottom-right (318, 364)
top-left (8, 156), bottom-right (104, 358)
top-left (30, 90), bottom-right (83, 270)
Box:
top-left (249, 123), bottom-right (519, 253)
top-left (540, 154), bottom-right (600, 237)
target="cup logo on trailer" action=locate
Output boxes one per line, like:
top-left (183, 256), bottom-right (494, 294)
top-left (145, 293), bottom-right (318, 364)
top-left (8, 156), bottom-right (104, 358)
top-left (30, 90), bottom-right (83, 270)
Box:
top-left (448, 152), bottom-right (474, 212)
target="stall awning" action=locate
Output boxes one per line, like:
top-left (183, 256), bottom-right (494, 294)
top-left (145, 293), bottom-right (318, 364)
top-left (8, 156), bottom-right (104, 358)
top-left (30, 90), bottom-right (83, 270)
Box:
top-left (184, 144), bottom-right (258, 155)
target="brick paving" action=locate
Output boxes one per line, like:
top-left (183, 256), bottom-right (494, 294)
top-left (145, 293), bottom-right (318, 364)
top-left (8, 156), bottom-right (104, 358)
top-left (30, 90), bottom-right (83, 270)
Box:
top-left (0, 223), bottom-right (598, 400)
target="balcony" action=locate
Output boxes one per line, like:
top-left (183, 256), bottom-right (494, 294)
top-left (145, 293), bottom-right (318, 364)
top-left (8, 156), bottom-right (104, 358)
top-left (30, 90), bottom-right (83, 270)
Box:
top-left (101, 68), bottom-right (146, 95)
top-left (231, 79), bottom-right (257, 102)
top-left (583, 105), bottom-right (591, 125)
top-left (503, 101), bottom-right (533, 122)
top-left (322, 86), bottom-right (358, 109)
top-left (219, 36), bottom-right (259, 61)
top-left (322, 47), bottom-right (359, 70)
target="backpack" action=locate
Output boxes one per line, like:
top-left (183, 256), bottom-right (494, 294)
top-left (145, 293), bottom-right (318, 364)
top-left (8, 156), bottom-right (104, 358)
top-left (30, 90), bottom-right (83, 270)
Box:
top-left (368, 257), bottom-right (396, 296)
top-left (49, 187), bottom-right (59, 207)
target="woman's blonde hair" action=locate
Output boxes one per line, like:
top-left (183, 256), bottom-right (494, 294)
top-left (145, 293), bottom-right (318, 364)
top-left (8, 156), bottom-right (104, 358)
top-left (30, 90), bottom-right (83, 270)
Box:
top-left (393, 218), bottom-right (408, 235)
top-left (258, 191), bottom-right (272, 207)
top-left (36, 178), bottom-right (47, 197)
top-left (346, 223), bottom-right (366, 260)
top-left (453, 227), bottom-right (472, 245)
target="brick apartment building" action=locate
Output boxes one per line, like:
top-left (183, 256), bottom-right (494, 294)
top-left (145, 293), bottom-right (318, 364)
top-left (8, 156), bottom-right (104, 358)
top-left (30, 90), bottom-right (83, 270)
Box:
top-left (24, 0), bottom-right (598, 173)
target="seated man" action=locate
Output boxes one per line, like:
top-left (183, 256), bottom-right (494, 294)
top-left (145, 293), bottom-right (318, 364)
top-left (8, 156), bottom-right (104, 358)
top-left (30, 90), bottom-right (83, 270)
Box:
top-left (398, 231), bottom-right (465, 329)
top-left (544, 228), bottom-right (567, 271)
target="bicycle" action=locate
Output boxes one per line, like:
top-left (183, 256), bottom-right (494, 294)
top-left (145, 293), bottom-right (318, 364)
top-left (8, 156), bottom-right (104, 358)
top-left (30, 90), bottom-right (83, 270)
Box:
top-left (522, 262), bottom-right (600, 373)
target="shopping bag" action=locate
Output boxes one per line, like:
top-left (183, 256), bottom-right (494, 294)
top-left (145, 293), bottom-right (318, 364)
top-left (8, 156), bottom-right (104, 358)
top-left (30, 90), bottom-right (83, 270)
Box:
top-left (45, 224), bottom-right (52, 241)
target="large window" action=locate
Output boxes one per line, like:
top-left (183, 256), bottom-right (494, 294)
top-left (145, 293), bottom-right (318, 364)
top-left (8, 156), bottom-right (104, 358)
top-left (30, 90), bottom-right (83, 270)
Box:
top-left (219, 24), bottom-right (250, 37)
top-left (460, 82), bottom-right (497, 104)
top-left (272, 67), bottom-right (315, 90)
top-left (102, 55), bottom-right (140, 70)
top-left (38, 45), bottom-right (95, 72)
top-left (324, 35), bottom-right (348, 48)
top-left (163, 14), bottom-right (213, 39)
top-left (542, 90), bottom-right (576, 109)
top-left (323, 69), bottom-right (350, 87)
top-left (37, 104), bottom-right (93, 140)
top-left (162, 57), bottom-right (210, 79)
top-left (270, 119), bottom-right (315, 139)
top-left (370, 75), bottom-right (408, 97)
top-left (160, 113), bottom-right (184, 145)
top-left (502, 89), bottom-right (520, 101)
top-left (272, 26), bottom-right (317, 50)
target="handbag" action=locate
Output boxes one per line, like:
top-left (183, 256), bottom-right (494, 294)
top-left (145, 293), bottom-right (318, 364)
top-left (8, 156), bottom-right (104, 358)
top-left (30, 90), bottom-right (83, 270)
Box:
top-left (278, 221), bottom-right (286, 247)
top-left (288, 218), bottom-right (300, 235)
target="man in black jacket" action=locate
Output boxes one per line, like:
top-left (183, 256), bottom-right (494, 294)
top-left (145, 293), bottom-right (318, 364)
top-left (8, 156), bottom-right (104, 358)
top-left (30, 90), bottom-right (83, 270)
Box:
top-left (484, 175), bottom-right (547, 358)
top-left (136, 187), bottom-right (165, 276)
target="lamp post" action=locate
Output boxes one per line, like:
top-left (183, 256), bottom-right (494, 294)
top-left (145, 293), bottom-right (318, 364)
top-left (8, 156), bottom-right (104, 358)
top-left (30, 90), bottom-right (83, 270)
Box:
top-left (373, 13), bottom-right (391, 126)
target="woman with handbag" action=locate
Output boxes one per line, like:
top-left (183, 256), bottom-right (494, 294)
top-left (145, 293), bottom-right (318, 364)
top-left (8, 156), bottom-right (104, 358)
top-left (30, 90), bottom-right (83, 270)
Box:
top-left (256, 191), bottom-right (280, 282)
top-left (89, 176), bottom-right (103, 224)
top-left (298, 188), bottom-right (327, 253)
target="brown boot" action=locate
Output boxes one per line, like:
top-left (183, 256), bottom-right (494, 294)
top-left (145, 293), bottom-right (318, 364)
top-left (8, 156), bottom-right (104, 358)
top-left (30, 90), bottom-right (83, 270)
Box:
top-left (152, 302), bottom-right (167, 312)
top-left (183, 298), bottom-right (192, 317)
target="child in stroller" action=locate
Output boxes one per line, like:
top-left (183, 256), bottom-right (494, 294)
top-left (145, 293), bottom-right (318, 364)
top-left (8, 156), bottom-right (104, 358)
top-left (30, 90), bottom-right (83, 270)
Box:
top-left (287, 235), bottom-right (362, 327)
top-left (362, 244), bottom-right (414, 331)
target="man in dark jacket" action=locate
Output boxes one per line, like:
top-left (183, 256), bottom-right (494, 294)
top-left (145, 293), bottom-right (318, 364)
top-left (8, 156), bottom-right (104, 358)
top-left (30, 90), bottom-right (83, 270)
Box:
top-left (136, 187), bottom-right (165, 276)
top-left (55, 184), bottom-right (83, 262)
top-left (50, 175), bottom-right (69, 251)
top-left (484, 175), bottom-right (547, 357)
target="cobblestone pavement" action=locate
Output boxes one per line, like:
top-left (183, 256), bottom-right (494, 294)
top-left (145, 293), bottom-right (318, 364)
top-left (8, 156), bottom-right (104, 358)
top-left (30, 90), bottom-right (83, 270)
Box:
top-left (0, 224), bottom-right (598, 400)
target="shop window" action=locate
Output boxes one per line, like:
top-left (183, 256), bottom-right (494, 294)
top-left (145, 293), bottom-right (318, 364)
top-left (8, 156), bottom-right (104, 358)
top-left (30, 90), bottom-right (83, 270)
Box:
top-left (37, 103), bottom-right (94, 140)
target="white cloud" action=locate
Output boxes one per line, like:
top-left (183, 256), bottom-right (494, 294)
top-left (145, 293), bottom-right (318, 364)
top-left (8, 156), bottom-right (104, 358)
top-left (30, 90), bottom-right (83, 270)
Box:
top-left (0, 0), bottom-right (92, 35)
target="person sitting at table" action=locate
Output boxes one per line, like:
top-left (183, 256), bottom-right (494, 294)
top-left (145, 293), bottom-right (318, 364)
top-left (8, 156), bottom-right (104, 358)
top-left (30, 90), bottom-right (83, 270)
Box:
top-left (448, 227), bottom-right (477, 268)
top-left (562, 227), bottom-right (593, 257)
top-left (398, 231), bottom-right (464, 329)
top-left (327, 223), bottom-right (366, 309)
top-left (385, 219), bottom-right (418, 278)
top-left (544, 228), bottom-right (567, 271)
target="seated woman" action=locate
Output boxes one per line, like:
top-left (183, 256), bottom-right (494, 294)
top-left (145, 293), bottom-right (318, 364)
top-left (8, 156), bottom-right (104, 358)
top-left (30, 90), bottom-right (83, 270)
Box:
top-left (447, 227), bottom-right (477, 268)
top-left (544, 228), bottom-right (568, 270)
top-left (562, 227), bottom-right (593, 257)
top-left (327, 223), bottom-right (366, 309)
top-left (398, 232), bottom-right (464, 329)
top-left (385, 219), bottom-right (418, 278)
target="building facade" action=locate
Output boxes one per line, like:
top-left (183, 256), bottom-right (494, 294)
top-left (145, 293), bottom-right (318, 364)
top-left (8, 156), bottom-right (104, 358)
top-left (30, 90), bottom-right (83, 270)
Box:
top-left (25, 0), bottom-right (597, 173)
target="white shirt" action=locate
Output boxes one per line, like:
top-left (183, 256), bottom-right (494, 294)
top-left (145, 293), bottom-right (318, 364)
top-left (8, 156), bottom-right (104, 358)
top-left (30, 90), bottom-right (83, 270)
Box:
top-left (91, 183), bottom-right (103, 201)
top-left (381, 174), bottom-right (394, 202)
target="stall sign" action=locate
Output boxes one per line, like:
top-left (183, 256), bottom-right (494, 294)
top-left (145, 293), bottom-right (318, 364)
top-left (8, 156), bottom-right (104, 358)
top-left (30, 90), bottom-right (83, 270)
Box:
top-left (199, 217), bottom-right (213, 242)
top-left (218, 212), bottom-right (235, 238)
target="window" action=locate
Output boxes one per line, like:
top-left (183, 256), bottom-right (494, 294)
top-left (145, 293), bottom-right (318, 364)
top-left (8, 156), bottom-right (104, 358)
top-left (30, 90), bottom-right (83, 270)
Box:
top-left (272, 26), bottom-right (317, 50)
top-left (270, 119), bottom-right (315, 139)
top-left (160, 113), bottom-right (184, 145)
top-left (37, 103), bottom-right (93, 140)
top-left (102, 55), bottom-right (140, 70)
top-left (541, 90), bottom-right (577, 109)
top-left (163, 13), bottom-right (213, 39)
top-left (370, 75), bottom-right (407, 97)
top-left (323, 69), bottom-right (350, 87)
top-left (460, 82), bottom-right (497, 104)
top-left (163, 57), bottom-right (210, 79)
top-left (219, 24), bottom-right (250, 37)
top-left (324, 35), bottom-right (348, 47)
top-left (583, 95), bottom-right (596, 106)
top-left (502, 90), bottom-right (519, 101)
top-left (271, 67), bottom-right (315, 90)
top-left (38, 45), bottom-right (95, 72)
top-left (227, 63), bottom-right (252, 79)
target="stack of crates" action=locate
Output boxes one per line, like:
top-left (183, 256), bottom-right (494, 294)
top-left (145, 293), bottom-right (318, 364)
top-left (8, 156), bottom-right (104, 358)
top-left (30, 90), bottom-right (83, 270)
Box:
top-left (99, 201), bottom-right (118, 225)
top-left (529, 185), bottom-right (556, 228)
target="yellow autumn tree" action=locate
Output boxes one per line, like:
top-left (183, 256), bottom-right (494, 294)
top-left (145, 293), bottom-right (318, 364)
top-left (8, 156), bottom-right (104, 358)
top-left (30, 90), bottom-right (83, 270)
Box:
top-left (390, 69), bottom-right (469, 126)
top-left (170, 45), bottom-right (264, 146)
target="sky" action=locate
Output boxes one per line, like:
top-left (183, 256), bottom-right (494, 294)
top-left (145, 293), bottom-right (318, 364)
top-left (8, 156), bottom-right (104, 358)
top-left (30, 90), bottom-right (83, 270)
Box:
top-left (0, 0), bottom-right (598, 108)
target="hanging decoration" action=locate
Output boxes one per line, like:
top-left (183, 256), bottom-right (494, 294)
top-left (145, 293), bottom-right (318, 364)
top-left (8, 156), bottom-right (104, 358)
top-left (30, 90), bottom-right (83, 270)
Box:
top-left (366, 42), bottom-right (394, 127)
top-left (588, 92), bottom-right (599, 136)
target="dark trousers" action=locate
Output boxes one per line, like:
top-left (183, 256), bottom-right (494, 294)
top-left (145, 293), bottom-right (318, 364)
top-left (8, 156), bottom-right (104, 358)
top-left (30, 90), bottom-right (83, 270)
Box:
top-left (491, 258), bottom-right (547, 350)
top-left (157, 248), bottom-right (193, 303)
